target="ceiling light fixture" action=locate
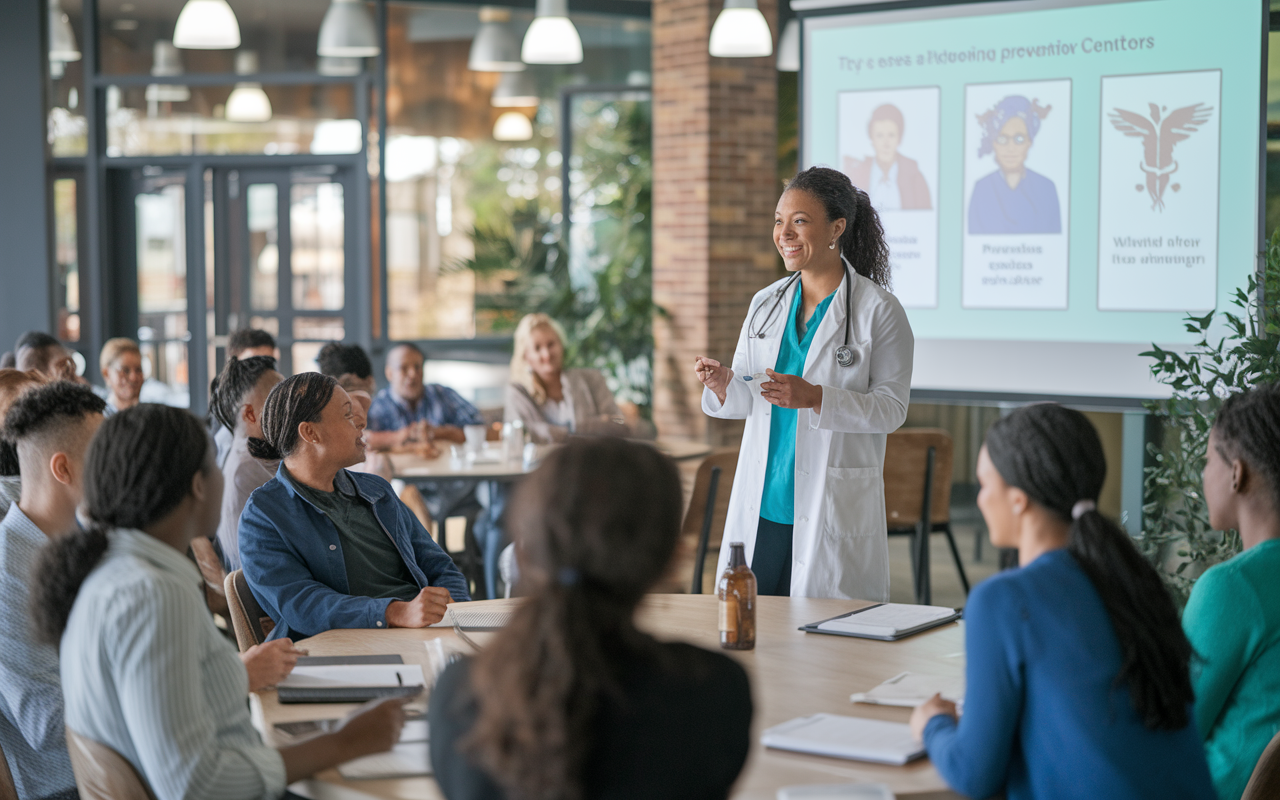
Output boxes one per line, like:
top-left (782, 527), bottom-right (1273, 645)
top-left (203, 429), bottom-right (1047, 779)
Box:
top-left (225, 51), bottom-right (272, 122)
top-left (776, 19), bottom-right (799, 71)
top-left (146, 40), bottom-right (191, 103)
top-left (493, 111), bottom-right (533, 141)
top-left (521, 0), bottom-right (582, 65)
top-left (469, 6), bottom-right (524, 72)
top-left (318, 0), bottom-right (380, 58)
top-left (709, 0), bottom-right (773, 59)
top-left (49, 1), bottom-right (81, 62)
top-left (318, 56), bottom-right (363, 76)
top-left (173, 0), bottom-right (240, 49)
top-left (491, 70), bottom-right (538, 107)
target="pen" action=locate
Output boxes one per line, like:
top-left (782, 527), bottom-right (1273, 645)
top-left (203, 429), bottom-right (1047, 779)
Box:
top-left (397, 673), bottom-right (403, 686)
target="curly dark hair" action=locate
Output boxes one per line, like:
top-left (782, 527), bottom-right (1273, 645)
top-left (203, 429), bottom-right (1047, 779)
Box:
top-left (462, 438), bottom-right (684, 800)
top-left (228, 328), bottom-right (276, 357)
top-left (31, 404), bottom-right (212, 644)
top-left (317, 342), bottom-right (374, 380)
top-left (210, 355), bottom-right (278, 433)
top-left (985, 403), bottom-right (1194, 731)
top-left (247, 372), bottom-right (337, 461)
top-left (1212, 383), bottom-right (1280, 512)
top-left (4, 381), bottom-right (106, 445)
top-left (785, 165), bottom-right (891, 289)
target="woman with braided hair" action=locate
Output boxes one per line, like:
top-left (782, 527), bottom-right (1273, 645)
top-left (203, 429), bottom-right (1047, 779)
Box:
top-left (694, 165), bottom-right (913, 599)
top-left (1183, 383), bottom-right (1280, 800)
top-left (909, 403), bottom-right (1214, 799)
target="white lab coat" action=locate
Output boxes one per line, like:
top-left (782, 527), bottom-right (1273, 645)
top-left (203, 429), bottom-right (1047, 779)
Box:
top-left (703, 269), bottom-right (914, 600)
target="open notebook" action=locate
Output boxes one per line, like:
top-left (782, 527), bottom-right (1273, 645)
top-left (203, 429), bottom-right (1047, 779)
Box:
top-left (801, 603), bottom-right (960, 641)
top-left (276, 664), bottom-right (425, 704)
top-left (427, 607), bottom-right (514, 631)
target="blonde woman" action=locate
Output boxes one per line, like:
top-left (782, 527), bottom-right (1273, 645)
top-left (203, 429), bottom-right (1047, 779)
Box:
top-left (99, 337), bottom-right (144, 415)
top-left (504, 314), bottom-right (634, 444)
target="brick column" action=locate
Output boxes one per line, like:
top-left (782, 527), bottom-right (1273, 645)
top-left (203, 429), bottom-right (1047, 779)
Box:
top-left (652, 0), bottom-right (779, 445)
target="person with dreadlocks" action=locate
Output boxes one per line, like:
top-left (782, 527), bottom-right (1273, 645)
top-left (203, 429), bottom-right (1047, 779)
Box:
top-left (33, 404), bottom-right (410, 800)
top-left (239, 373), bottom-right (469, 640)
top-left (909, 403), bottom-right (1214, 799)
top-left (210, 355), bottom-right (283, 572)
top-left (1183, 384), bottom-right (1280, 800)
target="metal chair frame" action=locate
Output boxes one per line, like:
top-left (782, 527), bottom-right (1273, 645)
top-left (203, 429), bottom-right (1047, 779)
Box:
top-left (886, 442), bottom-right (970, 606)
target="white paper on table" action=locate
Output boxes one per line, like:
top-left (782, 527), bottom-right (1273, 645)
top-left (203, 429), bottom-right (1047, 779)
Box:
top-left (427, 607), bottom-right (514, 630)
top-left (816, 604), bottom-right (955, 637)
top-left (776, 783), bottom-right (895, 800)
top-left (277, 664), bottom-right (425, 689)
top-left (761, 713), bottom-right (925, 766)
top-left (850, 671), bottom-right (964, 707)
top-left (337, 742), bottom-right (431, 779)
top-left (398, 720), bottom-right (429, 743)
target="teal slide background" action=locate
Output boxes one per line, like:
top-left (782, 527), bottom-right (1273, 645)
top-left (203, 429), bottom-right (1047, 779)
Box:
top-left (804, 0), bottom-right (1264, 345)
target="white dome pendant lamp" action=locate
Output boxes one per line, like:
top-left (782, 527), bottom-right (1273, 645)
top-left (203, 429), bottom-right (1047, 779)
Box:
top-left (776, 18), bottom-right (799, 71)
top-left (521, 0), bottom-right (582, 65)
top-left (318, 0), bottom-right (380, 58)
top-left (49, 1), bottom-right (81, 62)
top-left (493, 111), bottom-right (533, 141)
top-left (173, 0), bottom-right (240, 49)
top-left (709, 0), bottom-right (773, 58)
top-left (225, 51), bottom-right (271, 122)
top-left (469, 6), bottom-right (524, 72)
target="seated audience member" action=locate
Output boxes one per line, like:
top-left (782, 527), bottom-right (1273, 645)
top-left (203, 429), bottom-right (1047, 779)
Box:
top-left (318, 342), bottom-right (393, 481)
top-left (214, 328), bottom-right (278, 468)
top-left (504, 313), bottom-right (651, 444)
top-left (910, 404), bottom-right (1214, 800)
top-left (99, 337), bottom-right (144, 415)
top-left (1182, 384), bottom-right (1280, 800)
top-left (14, 332), bottom-right (77, 383)
top-left (34, 404), bottom-right (409, 800)
top-left (367, 342), bottom-right (481, 448)
top-left (0, 382), bottom-right (104, 800)
top-left (210, 356), bottom-right (283, 572)
top-left (429, 438), bottom-right (752, 800)
top-left (0, 369), bottom-right (46, 520)
top-left (239, 373), bottom-right (469, 640)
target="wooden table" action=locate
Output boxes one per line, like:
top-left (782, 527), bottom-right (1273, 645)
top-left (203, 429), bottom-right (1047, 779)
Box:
top-left (261, 595), bottom-right (963, 800)
top-left (389, 439), bottom-right (715, 481)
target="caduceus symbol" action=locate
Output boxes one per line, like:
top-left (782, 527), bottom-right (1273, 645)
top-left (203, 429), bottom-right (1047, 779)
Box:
top-left (1107, 102), bottom-right (1213, 211)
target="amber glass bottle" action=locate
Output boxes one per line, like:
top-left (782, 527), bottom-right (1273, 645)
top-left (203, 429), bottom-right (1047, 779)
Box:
top-left (718, 542), bottom-right (757, 650)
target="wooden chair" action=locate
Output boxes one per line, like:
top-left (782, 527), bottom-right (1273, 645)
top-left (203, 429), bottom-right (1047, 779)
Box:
top-left (65, 729), bottom-right (157, 800)
top-left (0, 739), bottom-right (18, 800)
top-left (1243, 728), bottom-right (1280, 800)
top-left (682, 450), bottom-right (739, 594)
top-left (884, 428), bottom-right (969, 606)
top-left (223, 569), bottom-right (275, 652)
top-left (188, 537), bottom-right (229, 619)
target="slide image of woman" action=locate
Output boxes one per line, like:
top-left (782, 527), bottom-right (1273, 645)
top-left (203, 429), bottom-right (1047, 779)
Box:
top-left (844, 104), bottom-right (932, 210)
top-left (967, 95), bottom-right (1062, 234)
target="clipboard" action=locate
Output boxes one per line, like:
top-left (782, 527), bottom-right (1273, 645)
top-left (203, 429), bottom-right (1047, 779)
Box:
top-left (799, 603), bottom-right (961, 641)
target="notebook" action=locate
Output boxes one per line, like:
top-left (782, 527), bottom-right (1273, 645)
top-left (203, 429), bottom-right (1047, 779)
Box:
top-left (761, 714), bottom-right (926, 766)
top-left (276, 664), bottom-right (425, 704)
top-left (800, 603), bottom-right (960, 641)
top-left (294, 655), bottom-right (403, 667)
top-left (427, 607), bottom-right (514, 630)
top-left (336, 742), bottom-right (431, 779)
top-left (776, 784), bottom-right (895, 800)
top-left (849, 671), bottom-right (964, 707)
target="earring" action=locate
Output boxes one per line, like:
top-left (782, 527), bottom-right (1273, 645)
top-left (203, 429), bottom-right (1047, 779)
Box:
top-left (828, 242), bottom-right (836, 250)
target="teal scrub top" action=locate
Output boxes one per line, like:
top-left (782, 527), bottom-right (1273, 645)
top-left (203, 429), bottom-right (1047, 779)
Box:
top-left (759, 285), bottom-right (835, 525)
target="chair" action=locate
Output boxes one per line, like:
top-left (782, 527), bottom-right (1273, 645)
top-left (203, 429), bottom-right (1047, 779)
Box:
top-left (223, 569), bottom-right (275, 652)
top-left (188, 537), bottom-right (229, 619)
top-left (65, 729), bottom-right (157, 800)
top-left (884, 428), bottom-right (969, 606)
top-left (683, 450), bottom-right (739, 594)
top-left (1243, 728), bottom-right (1280, 800)
top-left (0, 739), bottom-right (17, 800)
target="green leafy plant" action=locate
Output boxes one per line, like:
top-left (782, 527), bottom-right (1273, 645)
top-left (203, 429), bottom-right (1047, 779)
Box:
top-left (1139, 229), bottom-right (1280, 606)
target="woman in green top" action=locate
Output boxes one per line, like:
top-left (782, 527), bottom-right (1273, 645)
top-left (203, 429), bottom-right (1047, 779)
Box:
top-left (1184, 383), bottom-right (1280, 800)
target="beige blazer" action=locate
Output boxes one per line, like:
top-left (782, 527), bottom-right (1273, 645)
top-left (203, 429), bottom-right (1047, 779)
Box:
top-left (504, 368), bottom-right (623, 444)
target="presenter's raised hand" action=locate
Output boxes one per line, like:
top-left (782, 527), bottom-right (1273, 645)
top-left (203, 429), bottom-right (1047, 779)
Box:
top-left (694, 356), bottom-right (732, 404)
top-left (386, 586), bottom-right (454, 628)
top-left (760, 369), bottom-right (824, 412)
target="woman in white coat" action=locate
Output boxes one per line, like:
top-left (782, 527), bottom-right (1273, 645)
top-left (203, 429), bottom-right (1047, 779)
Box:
top-left (694, 166), bottom-right (913, 599)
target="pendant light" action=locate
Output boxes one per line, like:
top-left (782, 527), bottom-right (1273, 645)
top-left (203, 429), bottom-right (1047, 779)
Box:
top-left (521, 0), bottom-right (582, 65)
top-left (776, 19), bottom-right (799, 71)
top-left (493, 111), bottom-right (534, 141)
top-left (146, 41), bottom-right (191, 104)
top-left (491, 71), bottom-right (538, 107)
top-left (173, 0), bottom-right (240, 49)
top-left (318, 56), bottom-right (363, 76)
top-left (49, 1), bottom-right (81, 62)
top-left (318, 0), bottom-right (380, 58)
top-left (469, 7), bottom-right (524, 72)
top-left (225, 51), bottom-right (272, 122)
top-left (709, 0), bottom-right (773, 58)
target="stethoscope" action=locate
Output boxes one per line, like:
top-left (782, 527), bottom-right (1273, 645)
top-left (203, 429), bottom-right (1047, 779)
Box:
top-left (748, 260), bottom-right (857, 368)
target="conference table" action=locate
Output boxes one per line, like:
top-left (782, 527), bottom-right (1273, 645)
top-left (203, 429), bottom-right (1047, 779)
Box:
top-left (387, 439), bottom-right (715, 481)
top-left (259, 595), bottom-right (965, 800)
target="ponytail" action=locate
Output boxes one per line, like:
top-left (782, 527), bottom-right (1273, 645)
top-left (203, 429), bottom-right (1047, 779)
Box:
top-left (985, 403), bottom-right (1194, 731)
top-left (32, 528), bottom-right (110, 645)
top-left (250, 372), bottom-right (336, 462)
top-left (785, 166), bottom-right (891, 290)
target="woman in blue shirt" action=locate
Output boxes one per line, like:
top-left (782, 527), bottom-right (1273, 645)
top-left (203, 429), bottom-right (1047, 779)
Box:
top-left (910, 404), bottom-right (1214, 800)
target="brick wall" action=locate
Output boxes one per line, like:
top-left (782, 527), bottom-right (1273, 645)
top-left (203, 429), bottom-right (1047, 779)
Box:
top-left (652, 0), bottom-right (780, 445)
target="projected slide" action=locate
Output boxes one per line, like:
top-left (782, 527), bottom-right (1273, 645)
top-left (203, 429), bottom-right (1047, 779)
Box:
top-left (1097, 70), bottom-right (1221, 311)
top-left (839, 87), bottom-right (940, 308)
top-left (962, 80), bottom-right (1071, 308)
top-left (801, 0), bottom-right (1262, 399)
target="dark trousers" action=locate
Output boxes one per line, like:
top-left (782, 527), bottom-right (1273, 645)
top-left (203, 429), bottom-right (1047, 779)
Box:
top-left (752, 517), bottom-right (794, 596)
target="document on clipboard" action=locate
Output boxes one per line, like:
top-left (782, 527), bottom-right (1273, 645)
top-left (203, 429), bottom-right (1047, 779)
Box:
top-left (800, 603), bottom-right (960, 641)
